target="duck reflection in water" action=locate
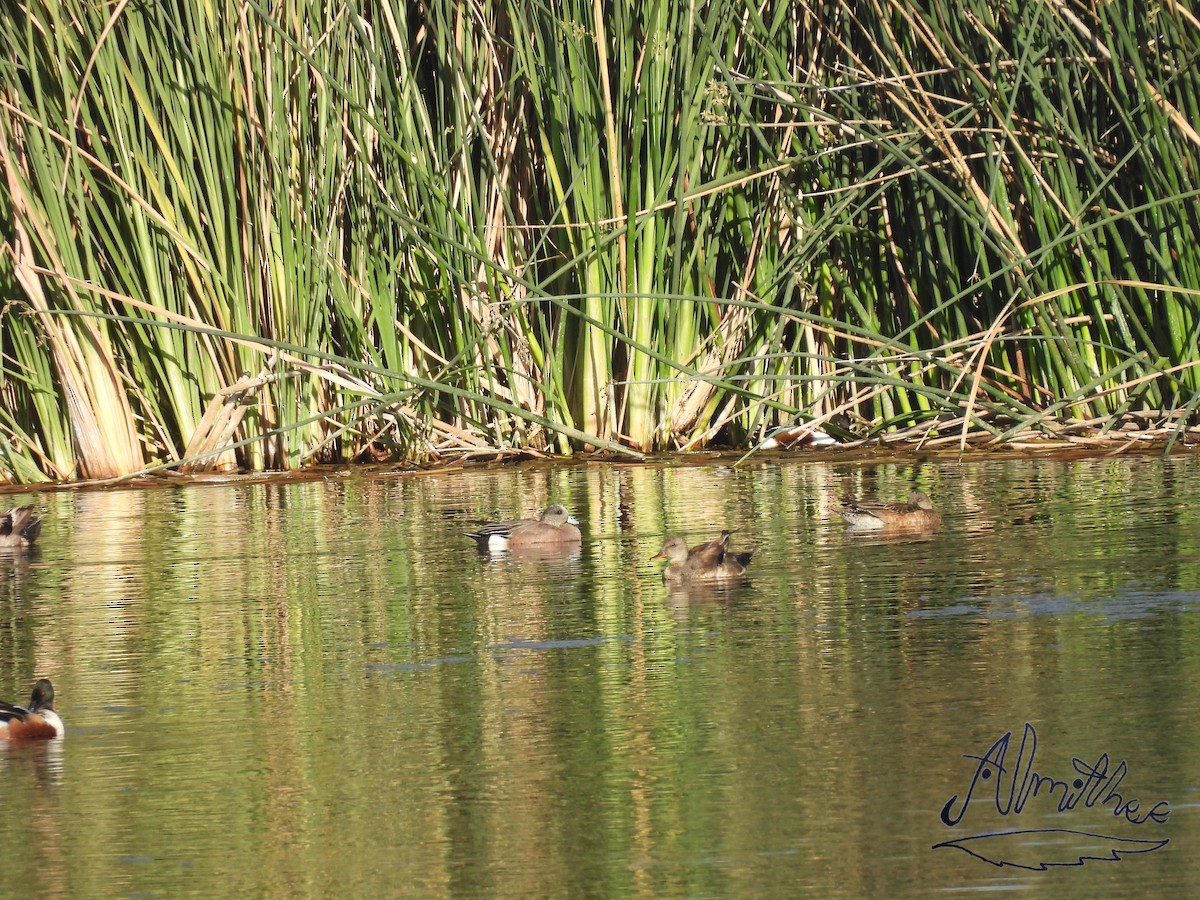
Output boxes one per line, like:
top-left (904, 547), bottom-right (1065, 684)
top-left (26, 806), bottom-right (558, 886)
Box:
top-left (661, 577), bottom-right (751, 610)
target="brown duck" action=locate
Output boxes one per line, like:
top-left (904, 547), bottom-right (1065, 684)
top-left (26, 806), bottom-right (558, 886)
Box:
top-left (838, 491), bottom-right (941, 531)
top-left (651, 531), bottom-right (753, 583)
top-left (466, 504), bottom-right (582, 552)
top-left (0, 506), bottom-right (41, 549)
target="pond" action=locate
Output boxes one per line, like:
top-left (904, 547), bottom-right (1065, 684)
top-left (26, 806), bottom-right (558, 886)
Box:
top-left (0, 454), bottom-right (1196, 896)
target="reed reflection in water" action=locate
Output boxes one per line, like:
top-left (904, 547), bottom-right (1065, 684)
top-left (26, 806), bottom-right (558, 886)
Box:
top-left (0, 454), bottom-right (1197, 896)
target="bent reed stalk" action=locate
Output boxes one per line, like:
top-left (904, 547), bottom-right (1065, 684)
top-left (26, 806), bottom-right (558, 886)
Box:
top-left (2, 0), bottom-right (1199, 483)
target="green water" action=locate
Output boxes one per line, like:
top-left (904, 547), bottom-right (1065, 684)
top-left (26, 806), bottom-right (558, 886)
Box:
top-left (0, 455), bottom-right (1196, 897)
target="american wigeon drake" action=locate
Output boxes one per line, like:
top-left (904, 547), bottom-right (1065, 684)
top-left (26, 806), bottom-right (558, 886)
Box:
top-left (838, 491), bottom-right (942, 531)
top-left (651, 531), bottom-right (753, 583)
top-left (466, 504), bottom-right (582, 551)
top-left (0, 679), bottom-right (64, 740)
top-left (0, 506), bottom-right (41, 549)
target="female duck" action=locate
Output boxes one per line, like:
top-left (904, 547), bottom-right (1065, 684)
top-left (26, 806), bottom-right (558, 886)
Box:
top-left (0, 679), bottom-right (64, 740)
top-left (838, 491), bottom-right (942, 531)
top-left (466, 504), bottom-right (582, 552)
top-left (651, 531), bottom-right (753, 583)
top-left (0, 506), bottom-right (41, 549)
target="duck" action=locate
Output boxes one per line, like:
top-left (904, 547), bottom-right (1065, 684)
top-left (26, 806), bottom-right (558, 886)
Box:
top-left (838, 491), bottom-right (942, 531)
top-left (651, 531), bottom-right (753, 583)
top-left (759, 423), bottom-right (839, 450)
top-left (0, 506), bottom-right (41, 549)
top-left (466, 504), bottom-right (582, 551)
top-left (0, 679), bottom-right (64, 740)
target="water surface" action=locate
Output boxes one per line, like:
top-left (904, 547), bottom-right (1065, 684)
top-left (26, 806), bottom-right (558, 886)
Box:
top-left (1, 455), bottom-right (1197, 896)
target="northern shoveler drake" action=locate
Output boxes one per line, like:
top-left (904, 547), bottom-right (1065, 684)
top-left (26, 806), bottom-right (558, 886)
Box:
top-left (0, 679), bottom-right (64, 740)
top-left (759, 424), bottom-right (839, 450)
top-left (0, 506), bottom-right (41, 549)
top-left (651, 531), bottom-right (753, 583)
top-left (466, 504), bottom-right (582, 551)
top-left (838, 491), bottom-right (942, 531)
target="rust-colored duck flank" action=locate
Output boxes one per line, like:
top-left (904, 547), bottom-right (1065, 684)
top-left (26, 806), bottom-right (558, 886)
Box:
top-left (0, 506), bottom-right (41, 549)
top-left (759, 424), bottom-right (839, 450)
top-left (838, 491), bottom-right (942, 531)
top-left (651, 531), bottom-right (753, 582)
top-left (0, 679), bottom-right (64, 740)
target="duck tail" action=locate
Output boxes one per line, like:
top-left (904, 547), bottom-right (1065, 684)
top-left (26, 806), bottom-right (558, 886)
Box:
top-left (0, 700), bottom-right (29, 721)
top-left (2, 507), bottom-right (41, 545)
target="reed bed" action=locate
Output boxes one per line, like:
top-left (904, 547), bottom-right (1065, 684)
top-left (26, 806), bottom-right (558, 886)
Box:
top-left (2, 0), bottom-right (1199, 483)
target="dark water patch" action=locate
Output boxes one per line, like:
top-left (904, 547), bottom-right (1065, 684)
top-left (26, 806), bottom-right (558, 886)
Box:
top-left (488, 636), bottom-right (616, 651)
top-left (366, 662), bottom-right (435, 672)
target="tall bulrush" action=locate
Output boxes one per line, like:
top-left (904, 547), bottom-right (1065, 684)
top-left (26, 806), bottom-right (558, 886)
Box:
top-left (1, 0), bottom-right (1199, 483)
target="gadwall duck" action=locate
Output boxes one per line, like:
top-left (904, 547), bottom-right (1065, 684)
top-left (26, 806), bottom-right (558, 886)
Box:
top-left (466, 504), bottom-right (582, 551)
top-left (651, 531), bottom-right (753, 583)
top-left (0, 506), bottom-right (40, 549)
top-left (838, 491), bottom-right (942, 531)
top-left (0, 679), bottom-right (64, 740)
